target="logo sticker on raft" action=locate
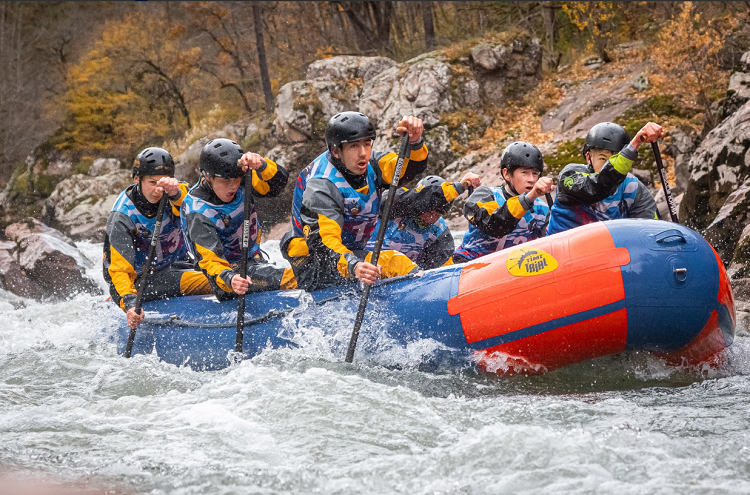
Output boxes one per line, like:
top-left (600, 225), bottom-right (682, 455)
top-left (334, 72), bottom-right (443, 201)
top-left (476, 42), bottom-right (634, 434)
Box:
top-left (506, 247), bottom-right (558, 276)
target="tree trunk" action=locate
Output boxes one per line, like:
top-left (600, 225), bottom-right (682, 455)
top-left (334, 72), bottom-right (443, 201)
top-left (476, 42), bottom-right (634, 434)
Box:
top-left (541, 1), bottom-right (559, 69)
top-left (252, 2), bottom-right (274, 114)
top-left (421, 1), bottom-right (435, 51)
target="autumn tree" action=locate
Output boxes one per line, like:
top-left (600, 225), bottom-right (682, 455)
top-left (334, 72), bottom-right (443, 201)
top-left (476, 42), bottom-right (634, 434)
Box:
top-left (651, 1), bottom-right (728, 130)
top-left (56, 12), bottom-right (202, 158)
top-left (562, 1), bottom-right (620, 62)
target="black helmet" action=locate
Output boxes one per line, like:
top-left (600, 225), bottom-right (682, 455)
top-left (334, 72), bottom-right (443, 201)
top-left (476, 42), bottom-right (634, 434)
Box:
top-left (582, 122), bottom-right (631, 157)
top-left (133, 147), bottom-right (175, 178)
top-left (199, 138), bottom-right (244, 179)
top-left (500, 141), bottom-right (544, 174)
top-left (325, 112), bottom-right (376, 149)
top-left (417, 175), bottom-right (451, 214)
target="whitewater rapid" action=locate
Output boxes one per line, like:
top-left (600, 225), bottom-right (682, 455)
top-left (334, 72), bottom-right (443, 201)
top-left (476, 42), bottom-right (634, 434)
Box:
top-left (1, 239), bottom-right (749, 494)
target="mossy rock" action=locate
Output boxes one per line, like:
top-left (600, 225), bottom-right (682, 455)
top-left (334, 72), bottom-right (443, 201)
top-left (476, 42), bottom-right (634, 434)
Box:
top-left (544, 138), bottom-right (586, 176)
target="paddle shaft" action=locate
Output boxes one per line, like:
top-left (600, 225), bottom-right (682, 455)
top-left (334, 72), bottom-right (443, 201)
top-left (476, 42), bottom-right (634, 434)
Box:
top-left (543, 192), bottom-right (554, 232)
top-left (236, 170), bottom-right (253, 354)
top-left (652, 142), bottom-right (679, 223)
top-left (345, 135), bottom-right (410, 363)
top-left (124, 193), bottom-right (169, 358)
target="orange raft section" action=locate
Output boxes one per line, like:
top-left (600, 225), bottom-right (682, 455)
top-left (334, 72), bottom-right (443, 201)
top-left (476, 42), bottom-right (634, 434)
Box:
top-left (447, 222), bottom-right (632, 374)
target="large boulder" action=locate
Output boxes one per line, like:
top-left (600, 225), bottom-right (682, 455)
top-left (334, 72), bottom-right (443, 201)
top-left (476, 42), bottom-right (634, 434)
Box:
top-left (305, 56), bottom-right (397, 83)
top-left (0, 218), bottom-right (98, 300)
top-left (275, 56), bottom-right (397, 145)
top-left (41, 170), bottom-right (133, 241)
top-left (679, 99), bottom-right (750, 231)
top-left (360, 53), bottom-right (454, 149)
top-left (470, 38), bottom-right (543, 104)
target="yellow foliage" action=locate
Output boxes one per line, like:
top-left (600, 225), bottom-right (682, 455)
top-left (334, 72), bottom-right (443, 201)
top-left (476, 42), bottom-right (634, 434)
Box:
top-left (649, 2), bottom-right (728, 112)
top-left (56, 12), bottom-right (204, 157)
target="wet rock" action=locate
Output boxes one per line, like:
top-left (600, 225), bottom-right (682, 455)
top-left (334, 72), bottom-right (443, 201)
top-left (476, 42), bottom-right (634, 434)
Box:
top-left (88, 158), bottom-right (122, 177)
top-left (679, 99), bottom-right (750, 230)
top-left (469, 38), bottom-right (542, 104)
top-left (703, 178), bottom-right (750, 264)
top-left (1, 218), bottom-right (98, 300)
top-left (728, 223), bottom-right (750, 278)
top-left (41, 170), bottom-right (133, 241)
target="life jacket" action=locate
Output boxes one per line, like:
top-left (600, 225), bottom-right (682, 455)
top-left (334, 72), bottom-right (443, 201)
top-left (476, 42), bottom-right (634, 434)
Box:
top-left (367, 217), bottom-right (448, 264)
top-left (181, 182), bottom-right (260, 266)
top-left (546, 173), bottom-right (640, 235)
top-left (455, 187), bottom-right (548, 261)
top-left (110, 185), bottom-right (188, 274)
top-left (292, 151), bottom-right (380, 252)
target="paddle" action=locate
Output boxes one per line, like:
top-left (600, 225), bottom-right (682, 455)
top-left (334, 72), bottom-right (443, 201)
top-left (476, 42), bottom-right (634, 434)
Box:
top-left (235, 168), bottom-right (253, 357)
top-left (345, 134), bottom-right (410, 363)
top-left (651, 142), bottom-right (679, 223)
top-left (543, 191), bottom-right (554, 233)
top-left (124, 192), bottom-right (169, 358)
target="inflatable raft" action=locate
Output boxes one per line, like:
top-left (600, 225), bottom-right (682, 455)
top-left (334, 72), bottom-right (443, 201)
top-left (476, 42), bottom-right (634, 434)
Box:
top-left (117, 220), bottom-right (736, 374)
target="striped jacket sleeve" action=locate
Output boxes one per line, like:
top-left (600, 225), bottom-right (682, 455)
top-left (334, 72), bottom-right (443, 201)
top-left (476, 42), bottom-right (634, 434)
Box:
top-left (250, 158), bottom-right (289, 197)
top-left (464, 186), bottom-right (533, 239)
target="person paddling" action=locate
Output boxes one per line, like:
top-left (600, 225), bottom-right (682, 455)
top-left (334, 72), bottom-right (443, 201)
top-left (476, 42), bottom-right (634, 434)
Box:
top-left (104, 147), bottom-right (212, 330)
top-left (181, 138), bottom-right (298, 301)
top-left (546, 121), bottom-right (662, 235)
top-left (453, 141), bottom-right (554, 263)
top-left (280, 112), bottom-right (428, 290)
top-left (365, 173), bottom-right (481, 269)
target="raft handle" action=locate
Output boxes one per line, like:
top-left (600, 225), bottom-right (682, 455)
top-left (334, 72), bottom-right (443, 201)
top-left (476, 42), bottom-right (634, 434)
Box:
top-left (655, 230), bottom-right (687, 245)
top-left (673, 268), bottom-right (687, 282)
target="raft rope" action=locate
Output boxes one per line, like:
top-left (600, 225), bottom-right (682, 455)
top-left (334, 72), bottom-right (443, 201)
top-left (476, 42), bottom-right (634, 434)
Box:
top-left (139, 271), bottom-right (421, 330)
top-left (141, 295), bottom-right (345, 329)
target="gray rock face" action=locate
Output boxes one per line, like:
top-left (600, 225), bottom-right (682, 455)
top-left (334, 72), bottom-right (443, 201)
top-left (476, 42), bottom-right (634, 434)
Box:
top-left (0, 219), bottom-right (98, 300)
top-left (679, 99), bottom-right (750, 230)
top-left (361, 54), bottom-right (454, 149)
top-left (541, 61), bottom-right (649, 142)
top-left (89, 158), bottom-right (122, 177)
top-left (663, 129), bottom-right (696, 194)
top-left (41, 170), bottom-right (133, 241)
top-left (704, 178), bottom-right (750, 265)
top-left (306, 56), bottom-right (397, 83)
top-left (274, 56), bottom-right (397, 145)
top-left (470, 38), bottom-right (542, 104)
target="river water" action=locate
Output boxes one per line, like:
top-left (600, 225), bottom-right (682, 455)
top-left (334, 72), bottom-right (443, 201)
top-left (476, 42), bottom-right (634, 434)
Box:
top-left (1, 239), bottom-right (750, 494)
